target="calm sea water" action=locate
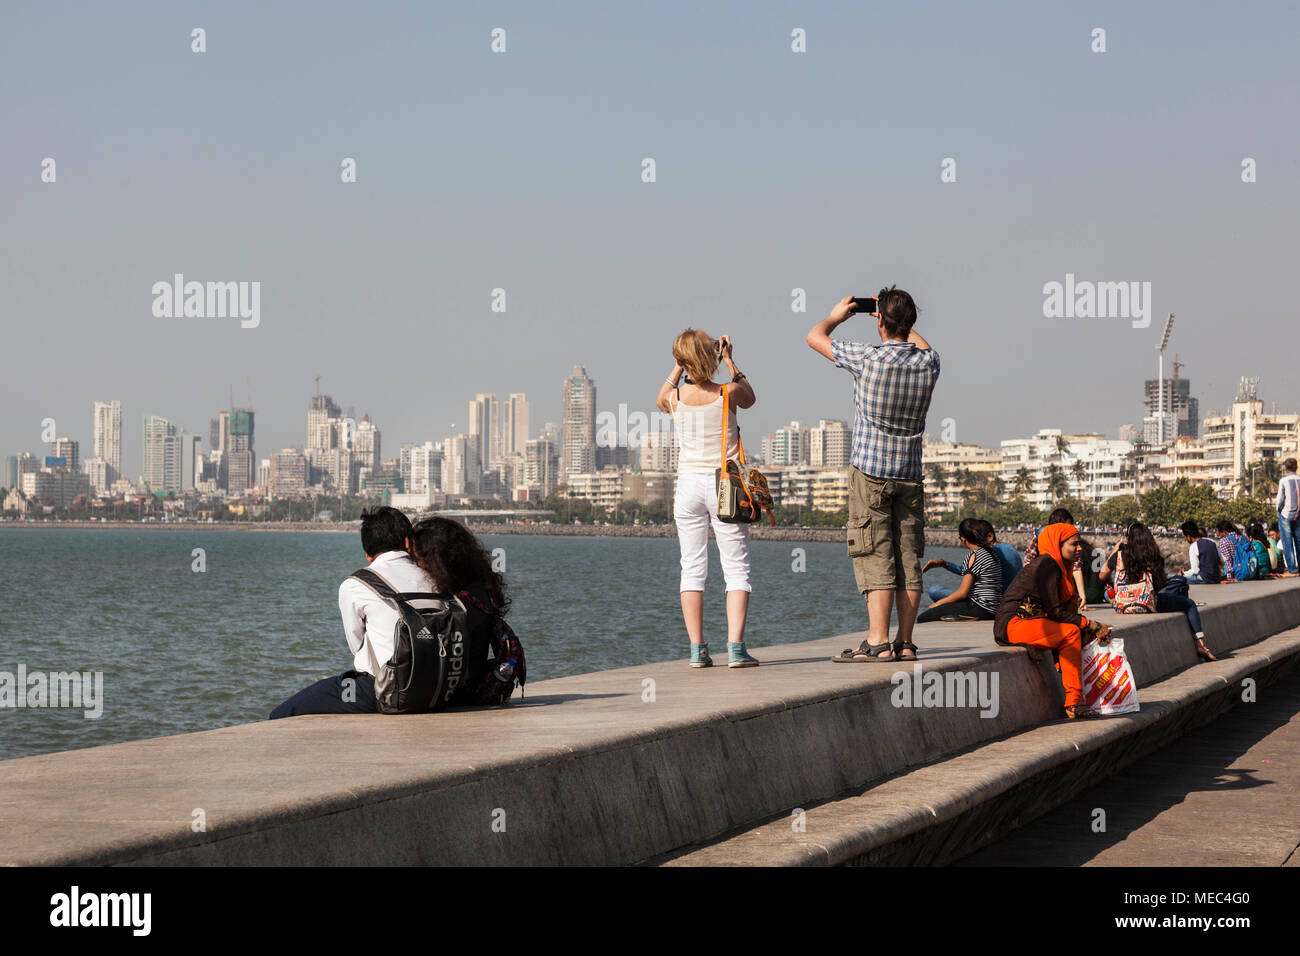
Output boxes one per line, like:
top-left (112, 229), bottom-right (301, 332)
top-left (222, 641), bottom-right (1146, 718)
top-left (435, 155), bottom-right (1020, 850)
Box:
top-left (0, 528), bottom-right (970, 760)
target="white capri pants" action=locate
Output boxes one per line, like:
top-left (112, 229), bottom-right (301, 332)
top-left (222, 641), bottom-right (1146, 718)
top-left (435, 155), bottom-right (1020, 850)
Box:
top-left (674, 472), bottom-right (752, 593)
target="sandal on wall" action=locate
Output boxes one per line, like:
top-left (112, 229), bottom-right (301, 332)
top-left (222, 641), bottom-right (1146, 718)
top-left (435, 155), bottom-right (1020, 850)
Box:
top-left (831, 640), bottom-right (897, 663)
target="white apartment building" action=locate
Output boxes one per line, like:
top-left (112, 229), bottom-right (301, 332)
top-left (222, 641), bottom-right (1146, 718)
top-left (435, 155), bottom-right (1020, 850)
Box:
top-left (761, 422), bottom-right (810, 466)
top-left (922, 442), bottom-right (1002, 512)
top-left (809, 420), bottom-right (851, 468)
top-left (564, 470), bottom-right (625, 513)
top-left (1001, 429), bottom-right (1133, 508)
top-left (1201, 380), bottom-right (1300, 494)
top-left (92, 399), bottom-right (122, 486)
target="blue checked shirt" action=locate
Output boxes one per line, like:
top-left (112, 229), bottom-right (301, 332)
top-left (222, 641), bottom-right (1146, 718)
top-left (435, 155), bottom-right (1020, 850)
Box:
top-left (832, 339), bottom-right (940, 481)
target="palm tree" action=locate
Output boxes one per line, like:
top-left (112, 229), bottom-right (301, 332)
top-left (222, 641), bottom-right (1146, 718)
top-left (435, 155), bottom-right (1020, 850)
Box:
top-left (1071, 459), bottom-right (1089, 502)
top-left (987, 473), bottom-right (1006, 505)
top-left (927, 463), bottom-right (949, 510)
top-left (1055, 434), bottom-right (1071, 460)
top-left (1013, 467), bottom-right (1033, 496)
top-left (1046, 463), bottom-right (1069, 502)
top-left (1247, 457), bottom-right (1283, 499)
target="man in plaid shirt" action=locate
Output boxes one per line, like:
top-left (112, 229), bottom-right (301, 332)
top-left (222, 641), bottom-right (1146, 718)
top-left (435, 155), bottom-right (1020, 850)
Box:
top-left (807, 288), bottom-right (940, 662)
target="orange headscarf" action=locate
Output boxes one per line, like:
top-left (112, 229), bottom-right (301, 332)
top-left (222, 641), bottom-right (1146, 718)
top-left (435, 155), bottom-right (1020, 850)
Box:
top-left (1037, 522), bottom-right (1080, 606)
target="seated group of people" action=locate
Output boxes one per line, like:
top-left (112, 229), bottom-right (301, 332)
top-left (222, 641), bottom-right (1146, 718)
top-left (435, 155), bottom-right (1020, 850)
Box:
top-left (915, 507), bottom-right (1233, 719)
top-left (1181, 518), bottom-right (1294, 583)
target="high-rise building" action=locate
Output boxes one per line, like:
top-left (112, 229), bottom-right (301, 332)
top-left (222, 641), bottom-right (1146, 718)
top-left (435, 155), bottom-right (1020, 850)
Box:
top-left (92, 400), bottom-right (122, 483)
top-left (595, 444), bottom-right (634, 470)
top-left (49, 437), bottom-right (80, 472)
top-left (502, 393), bottom-right (530, 457)
top-left (269, 449), bottom-right (309, 498)
top-left (408, 441), bottom-right (443, 494)
top-left (639, 429), bottom-right (678, 473)
top-left (761, 421), bottom-right (810, 466)
top-left (21, 470), bottom-right (91, 508)
top-left (355, 415), bottom-right (381, 472)
top-left (1202, 378), bottom-right (1300, 494)
top-left (307, 392), bottom-right (342, 460)
top-left (442, 434), bottom-right (481, 496)
top-left (225, 408), bottom-right (255, 495)
top-left (1144, 375), bottom-right (1200, 440)
top-left (468, 394), bottom-right (499, 472)
top-left (143, 416), bottom-right (200, 493)
top-left (561, 367), bottom-right (596, 475)
top-left (523, 436), bottom-right (559, 499)
top-left (399, 442), bottom-right (417, 491)
top-left (810, 420), bottom-right (851, 468)
top-left (5, 453), bottom-right (37, 490)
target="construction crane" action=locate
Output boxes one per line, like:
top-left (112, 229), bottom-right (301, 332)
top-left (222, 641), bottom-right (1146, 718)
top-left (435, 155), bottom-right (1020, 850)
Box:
top-left (1171, 354), bottom-right (1183, 380)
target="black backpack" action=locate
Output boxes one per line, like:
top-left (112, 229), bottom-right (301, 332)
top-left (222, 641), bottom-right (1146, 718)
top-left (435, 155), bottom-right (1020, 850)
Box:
top-left (349, 568), bottom-right (470, 715)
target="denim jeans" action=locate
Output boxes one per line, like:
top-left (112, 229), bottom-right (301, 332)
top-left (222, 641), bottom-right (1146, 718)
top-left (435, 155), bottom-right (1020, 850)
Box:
top-left (1278, 513), bottom-right (1300, 574)
top-left (1157, 589), bottom-right (1203, 636)
top-left (928, 584), bottom-right (956, 603)
top-left (270, 670), bottom-right (378, 719)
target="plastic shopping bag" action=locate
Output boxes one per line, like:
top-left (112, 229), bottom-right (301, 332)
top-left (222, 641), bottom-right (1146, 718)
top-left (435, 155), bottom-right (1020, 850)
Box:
top-left (1082, 637), bottom-right (1139, 715)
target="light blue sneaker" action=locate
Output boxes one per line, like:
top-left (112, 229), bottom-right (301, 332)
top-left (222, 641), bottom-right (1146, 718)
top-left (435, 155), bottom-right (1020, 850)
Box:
top-left (690, 643), bottom-right (713, 668)
top-left (727, 642), bottom-right (760, 668)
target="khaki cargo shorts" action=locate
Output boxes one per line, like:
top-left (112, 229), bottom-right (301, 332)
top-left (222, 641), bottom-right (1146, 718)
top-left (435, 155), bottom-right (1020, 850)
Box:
top-left (846, 467), bottom-right (925, 593)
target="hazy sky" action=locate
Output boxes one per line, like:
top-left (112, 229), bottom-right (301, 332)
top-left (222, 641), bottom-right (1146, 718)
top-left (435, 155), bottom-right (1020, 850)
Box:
top-left (3, 1), bottom-right (1298, 477)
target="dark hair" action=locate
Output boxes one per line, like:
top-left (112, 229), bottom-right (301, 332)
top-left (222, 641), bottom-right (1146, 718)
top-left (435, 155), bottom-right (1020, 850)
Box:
top-left (407, 517), bottom-right (510, 614)
top-left (968, 517), bottom-right (997, 544)
top-left (1121, 521), bottom-right (1166, 591)
top-left (1270, 520), bottom-right (1280, 532)
top-left (1247, 523), bottom-right (1268, 544)
top-left (1048, 508), bottom-right (1074, 525)
top-left (360, 506), bottom-right (413, 557)
top-left (877, 285), bottom-right (918, 339)
top-left (1286, 457), bottom-right (1298, 472)
top-left (1216, 519), bottom-right (1238, 535)
top-left (1180, 519), bottom-right (1201, 538)
top-left (957, 518), bottom-right (995, 554)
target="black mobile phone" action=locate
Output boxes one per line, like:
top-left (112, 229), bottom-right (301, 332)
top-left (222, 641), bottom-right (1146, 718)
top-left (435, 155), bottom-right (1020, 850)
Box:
top-left (852, 296), bottom-right (878, 313)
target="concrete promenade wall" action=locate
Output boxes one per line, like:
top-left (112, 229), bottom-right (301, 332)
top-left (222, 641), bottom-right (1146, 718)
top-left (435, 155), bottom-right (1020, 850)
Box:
top-left (1, 581), bottom-right (1298, 866)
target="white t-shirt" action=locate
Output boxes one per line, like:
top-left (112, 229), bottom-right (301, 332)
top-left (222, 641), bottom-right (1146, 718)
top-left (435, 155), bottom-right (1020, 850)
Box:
top-left (338, 550), bottom-right (444, 678)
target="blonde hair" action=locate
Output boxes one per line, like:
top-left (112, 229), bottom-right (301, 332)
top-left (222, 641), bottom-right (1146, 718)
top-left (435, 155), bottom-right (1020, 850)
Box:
top-left (672, 329), bottom-right (719, 385)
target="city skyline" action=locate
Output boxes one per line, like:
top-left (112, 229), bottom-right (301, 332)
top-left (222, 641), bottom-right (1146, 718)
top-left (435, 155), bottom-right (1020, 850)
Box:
top-left (5, 362), bottom-right (1292, 492)
top-left (5, 3), bottom-right (1299, 484)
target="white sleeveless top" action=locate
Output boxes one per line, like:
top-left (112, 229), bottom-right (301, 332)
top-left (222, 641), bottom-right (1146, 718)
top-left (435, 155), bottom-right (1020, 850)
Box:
top-left (671, 388), bottom-right (740, 476)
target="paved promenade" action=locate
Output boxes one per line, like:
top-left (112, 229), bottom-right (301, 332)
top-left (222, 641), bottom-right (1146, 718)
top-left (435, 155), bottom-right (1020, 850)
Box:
top-left (956, 668), bottom-right (1300, 867)
top-left (1, 579), bottom-right (1297, 865)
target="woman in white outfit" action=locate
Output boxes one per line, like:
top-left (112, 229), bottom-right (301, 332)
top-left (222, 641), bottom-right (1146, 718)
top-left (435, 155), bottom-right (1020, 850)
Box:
top-left (655, 329), bottom-right (759, 668)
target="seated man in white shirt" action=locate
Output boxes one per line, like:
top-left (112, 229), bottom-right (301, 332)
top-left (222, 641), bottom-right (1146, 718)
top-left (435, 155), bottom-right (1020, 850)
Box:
top-left (270, 507), bottom-right (442, 718)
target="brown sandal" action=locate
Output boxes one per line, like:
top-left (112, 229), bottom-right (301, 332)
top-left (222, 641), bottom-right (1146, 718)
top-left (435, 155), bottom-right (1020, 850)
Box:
top-left (1064, 703), bottom-right (1102, 719)
top-left (1195, 639), bottom-right (1218, 662)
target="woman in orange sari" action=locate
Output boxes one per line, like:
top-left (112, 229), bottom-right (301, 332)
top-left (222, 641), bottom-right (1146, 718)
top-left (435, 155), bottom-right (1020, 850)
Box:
top-left (994, 523), bottom-right (1113, 719)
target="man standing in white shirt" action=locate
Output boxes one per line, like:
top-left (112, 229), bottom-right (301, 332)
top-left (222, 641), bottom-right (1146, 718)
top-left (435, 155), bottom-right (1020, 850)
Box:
top-left (270, 507), bottom-right (442, 718)
top-left (1275, 458), bottom-right (1300, 577)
